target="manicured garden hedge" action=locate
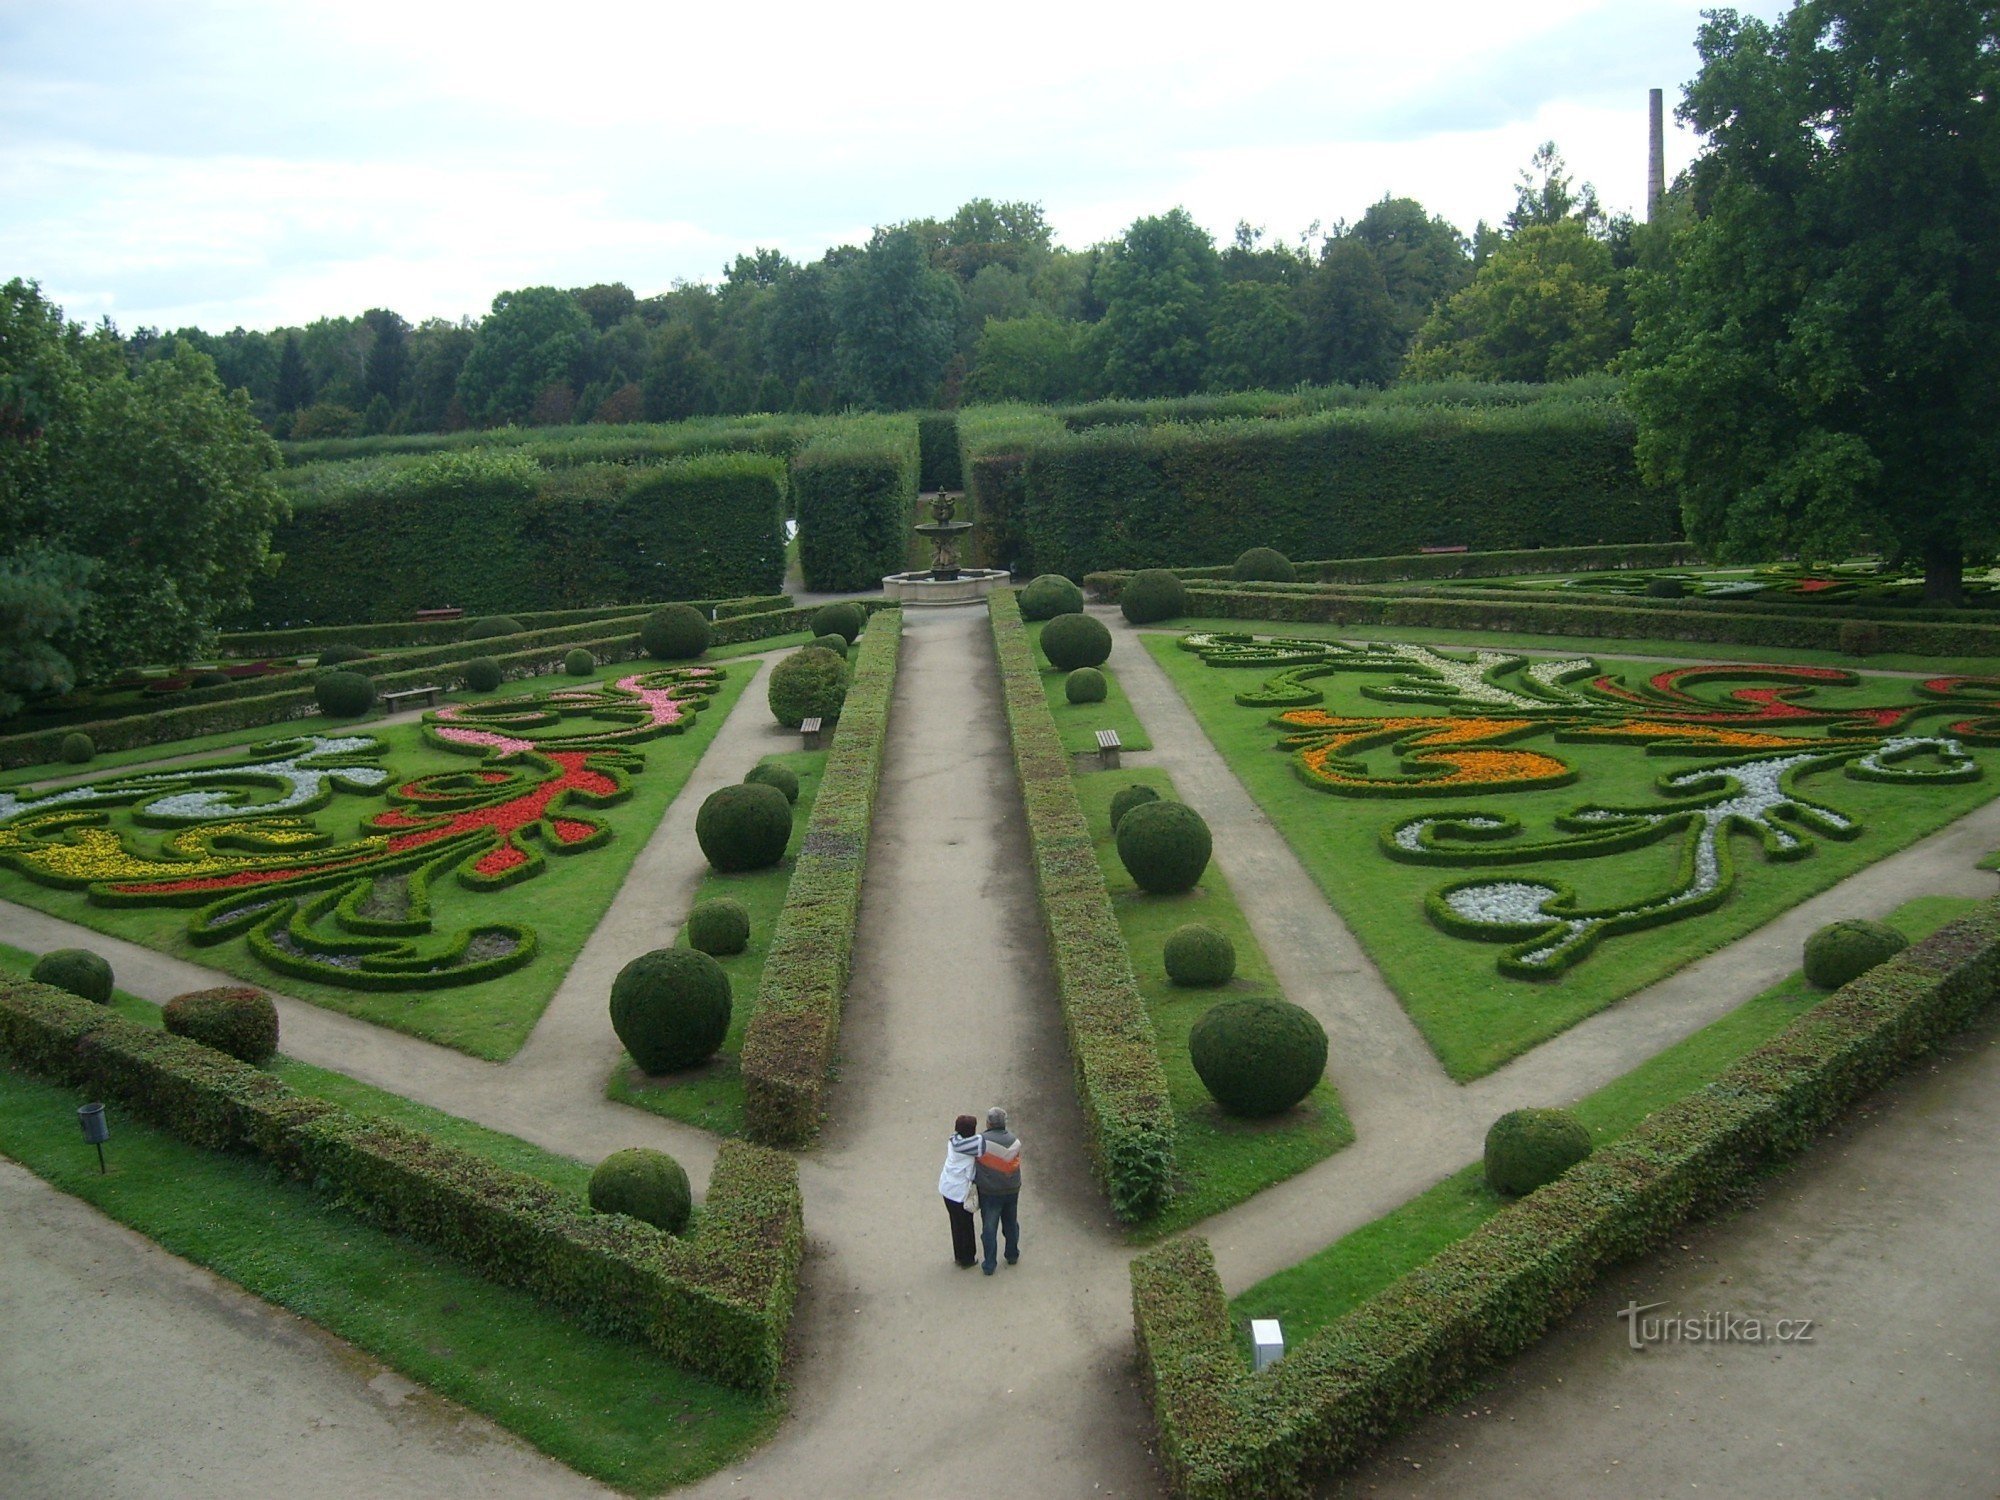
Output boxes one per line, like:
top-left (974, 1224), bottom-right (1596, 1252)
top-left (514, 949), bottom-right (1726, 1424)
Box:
top-left (219, 594), bottom-right (791, 658)
top-left (1084, 544), bottom-right (1702, 600)
top-left (916, 410), bottom-right (963, 492)
top-left (0, 975), bottom-right (803, 1393)
top-left (237, 451), bottom-right (788, 627)
top-left (1131, 903), bottom-right (2000, 1497)
top-left (281, 412), bottom-right (818, 468)
top-left (1022, 402), bottom-right (1673, 579)
top-left (739, 610), bottom-right (902, 1145)
top-left (790, 418), bottom-right (919, 591)
top-left (958, 406), bottom-right (1067, 572)
top-left (989, 588), bottom-right (1177, 1219)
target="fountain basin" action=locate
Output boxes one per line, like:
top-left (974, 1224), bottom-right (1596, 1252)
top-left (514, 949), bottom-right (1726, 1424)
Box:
top-left (881, 567), bottom-right (1009, 605)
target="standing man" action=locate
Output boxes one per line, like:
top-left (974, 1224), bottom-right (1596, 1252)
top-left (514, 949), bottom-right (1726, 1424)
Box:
top-left (975, 1105), bottom-right (1022, 1276)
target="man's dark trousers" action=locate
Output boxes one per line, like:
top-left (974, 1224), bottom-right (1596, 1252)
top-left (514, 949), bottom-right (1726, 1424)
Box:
top-left (979, 1193), bottom-right (1019, 1274)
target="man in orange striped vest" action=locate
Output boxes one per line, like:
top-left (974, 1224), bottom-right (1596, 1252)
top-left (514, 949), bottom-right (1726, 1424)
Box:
top-left (975, 1105), bottom-right (1023, 1276)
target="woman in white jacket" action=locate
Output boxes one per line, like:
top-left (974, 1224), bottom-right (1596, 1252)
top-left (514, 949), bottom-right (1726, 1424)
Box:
top-left (938, 1113), bottom-right (981, 1269)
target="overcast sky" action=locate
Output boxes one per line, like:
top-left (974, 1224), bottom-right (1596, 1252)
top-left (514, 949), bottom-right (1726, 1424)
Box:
top-left (0, 0), bottom-right (1792, 334)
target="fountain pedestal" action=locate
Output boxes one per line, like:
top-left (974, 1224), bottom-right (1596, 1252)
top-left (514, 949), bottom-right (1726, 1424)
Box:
top-left (881, 491), bottom-right (1007, 605)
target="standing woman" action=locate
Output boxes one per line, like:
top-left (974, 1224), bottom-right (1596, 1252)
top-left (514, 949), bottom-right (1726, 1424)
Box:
top-left (938, 1113), bottom-right (981, 1268)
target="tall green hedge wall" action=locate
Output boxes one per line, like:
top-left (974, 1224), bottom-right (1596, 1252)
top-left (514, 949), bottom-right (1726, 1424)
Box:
top-left (916, 411), bottom-right (963, 492)
top-left (1021, 402), bottom-right (1674, 579)
top-left (790, 417), bottom-right (919, 591)
top-left (958, 406), bottom-right (1067, 572)
top-left (239, 451), bottom-right (787, 627)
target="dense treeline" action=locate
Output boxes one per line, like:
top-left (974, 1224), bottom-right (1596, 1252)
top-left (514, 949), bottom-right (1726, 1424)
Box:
top-left (116, 146), bottom-right (1660, 440)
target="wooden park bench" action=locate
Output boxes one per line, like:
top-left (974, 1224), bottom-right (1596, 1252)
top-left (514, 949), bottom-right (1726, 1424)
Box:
top-left (413, 607), bottom-right (464, 623)
top-left (1096, 729), bottom-right (1122, 769)
top-left (381, 685), bottom-right (445, 714)
top-left (800, 716), bottom-right (825, 751)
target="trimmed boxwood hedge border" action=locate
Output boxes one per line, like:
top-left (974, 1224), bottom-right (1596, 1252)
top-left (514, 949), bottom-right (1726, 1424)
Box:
top-left (1130, 902), bottom-right (2000, 1498)
top-left (990, 587), bottom-right (1177, 1220)
top-left (1084, 544), bottom-right (1701, 601)
top-left (0, 975), bottom-right (802, 1394)
top-left (220, 595), bottom-right (791, 658)
top-left (739, 609), bottom-right (903, 1146)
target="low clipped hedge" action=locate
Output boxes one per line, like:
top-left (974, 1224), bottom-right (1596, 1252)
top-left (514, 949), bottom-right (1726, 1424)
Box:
top-left (1131, 902), bottom-right (2000, 1497)
top-left (0, 975), bottom-right (803, 1393)
top-left (1084, 543), bottom-right (1701, 600)
top-left (990, 587), bottom-right (1176, 1221)
top-left (739, 609), bottom-right (903, 1146)
top-left (219, 595), bottom-right (789, 658)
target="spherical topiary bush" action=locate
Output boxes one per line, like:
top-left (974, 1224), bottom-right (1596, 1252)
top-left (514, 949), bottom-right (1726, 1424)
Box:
top-left (1065, 667), bottom-right (1107, 704)
top-left (685, 897), bottom-right (751, 956)
top-left (1188, 998), bottom-right (1326, 1116)
top-left (1115, 799), bottom-right (1212, 894)
top-left (1232, 547), bottom-right (1296, 583)
top-left (60, 732), bottom-right (94, 765)
top-left (316, 643), bottom-right (369, 666)
top-left (163, 986), bottom-right (279, 1064)
top-left (810, 633), bottom-right (849, 659)
top-left (1164, 924), bottom-right (1236, 987)
top-left (1120, 568), bottom-right (1188, 625)
top-left (1109, 783), bottom-right (1161, 832)
top-left (30, 947), bottom-right (113, 1005)
top-left (1644, 575), bottom-right (1687, 599)
top-left (641, 603), bottom-right (711, 660)
top-left (314, 670), bottom-right (376, 718)
top-left (1019, 573), bottom-right (1084, 621)
top-left (1040, 612), bottom-right (1111, 672)
top-left (1803, 918), bottom-right (1908, 990)
top-left (1483, 1107), bottom-right (1593, 1196)
top-left (744, 761), bottom-right (800, 803)
top-left (589, 1147), bottom-right (692, 1235)
top-left (464, 616), bottom-right (524, 641)
top-left (695, 782), bottom-right (794, 872)
top-left (463, 657), bottom-right (503, 693)
top-left (768, 646), bottom-right (848, 729)
top-left (563, 647), bottom-right (596, 676)
top-left (811, 600), bottom-right (868, 643)
top-left (609, 947), bottom-right (732, 1073)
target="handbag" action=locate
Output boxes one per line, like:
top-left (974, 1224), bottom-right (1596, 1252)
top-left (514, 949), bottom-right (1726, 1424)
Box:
top-left (962, 1184), bottom-right (978, 1213)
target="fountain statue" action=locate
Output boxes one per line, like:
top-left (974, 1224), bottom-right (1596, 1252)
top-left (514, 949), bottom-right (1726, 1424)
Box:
top-left (881, 490), bottom-right (1007, 604)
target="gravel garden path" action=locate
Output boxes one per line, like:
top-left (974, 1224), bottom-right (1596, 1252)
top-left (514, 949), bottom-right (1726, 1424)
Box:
top-left (5, 608), bottom-right (2000, 1497)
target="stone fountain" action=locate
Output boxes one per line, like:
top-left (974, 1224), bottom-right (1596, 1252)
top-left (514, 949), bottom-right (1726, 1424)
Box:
top-left (881, 491), bottom-right (1007, 605)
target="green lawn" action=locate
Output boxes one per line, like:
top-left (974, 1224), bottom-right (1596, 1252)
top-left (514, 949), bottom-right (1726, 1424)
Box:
top-left (1229, 894), bottom-right (1979, 1350)
top-left (1024, 617), bottom-right (1153, 754)
top-left (608, 751), bottom-right (825, 1136)
top-left (1148, 633), bottom-right (2000, 1078)
top-left (0, 658), bottom-right (762, 1060)
top-left (1073, 769), bottom-right (1352, 1240)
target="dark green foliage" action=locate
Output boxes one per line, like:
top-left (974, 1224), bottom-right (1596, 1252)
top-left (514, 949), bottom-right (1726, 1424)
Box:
top-left (987, 591), bottom-right (1175, 1219)
top-left (1039, 611), bottom-right (1111, 671)
top-left (1803, 918), bottom-right (1909, 990)
top-left (1644, 575), bottom-right (1686, 598)
top-left (190, 671), bottom-right (231, 689)
top-left (740, 614), bottom-right (902, 1147)
top-left (1109, 783), bottom-right (1161, 832)
top-left (1163, 925), bottom-right (1235, 987)
top-left (767, 646), bottom-right (848, 729)
top-left (465, 616), bottom-right (526, 640)
top-left (1483, 1107), bottom-right (1593, 1196)
top-left (1231, 547), bottom-right (1295, 583)
top-left (0, 975), bottom-right (803, 1394)
top-left (743, 761), bottom-right (800, 803)
top-left (916, 411), bottom-right (963, 491)
top-left (686, 898), bottom-right (752, 957)
top-left (315, 643), bottom-right (369, 666)
top-left (695, 782), bottom-right (794, 873)
top-left (641, 603), bottom-right (711, 660)
top-left (562, 647), bottom-right (596, 676)
top-left (1839, 620), bottom-right (1883, 657)
top-left (462, 657), bottom-right (502, 693)
top-left (59, 731), bottom-right (93, 764)
top-left (792, 419), bottom-right (918, 592)
top-left (162, 985), bottom-right (279, 1064)
top-left (1120, 569), bottom-right (1188, 625)
top-left (609, 947), bottom-right (733, 1072)
top-left (313, 670), bottom-right (376, 718)
top-left (29, 948), bottom-right (112, 1004)
top-left (1116, 800), bottom-right (1212, 895)
top-left (1019, 573), bottom-right (1084, 621)
top-left (1065, 667), bottom-right (1107, 704)
top-left (588, 1147), bottom-right (692, 1235)
top-left (810, 600), bottom-right (868, 643)
top-left (809, 633), bottom-right (848, 658)
top-left (1187, 998), bottom-right (1326, 1116)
